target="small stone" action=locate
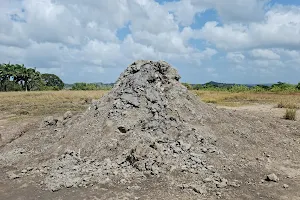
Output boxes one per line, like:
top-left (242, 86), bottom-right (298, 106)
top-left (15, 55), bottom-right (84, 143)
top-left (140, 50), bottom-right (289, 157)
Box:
top-left (181, 165), bottom-right (187, 171)
top-left (173, 147), bottom-right (182, 154)
top-left (127, 186), bottom-right (141, 190)
top-left (216, 182), bottom-right (227, 188)
top-left (201, 148), bottom-right (208, 153)
top-left (26, 167), bottom-right (33, 171)
top-left (190, 156), bottom-right (202, 164)
top-left (20, 183), bottom-right (28, 188)
top-left (203, 178), bottom-right (213, 183)
top-left (120, 179), bottom-right (127, 184)
top-left (190, 185), bottom-right (206, 194)
top-left (169, 165), bottom-right (177, 172)
top-left (43, 116), bottom-right (57, 126)
top-left (266, 173), bottom-right (279, 182)
top-left (7, 171), bottom-right (20, 180)
top-left (216, 178), bottom-right (228, 188)
top-left (50, 185), bottom-right (61, 192)
top-left (63, 111), bottom-right (73, 120)
top-left (283, 184), bottom-right (289, 188)
top-left (228, 181), bottom-right (240, 187)
top-left (181, 142), bottom-right (191, 151)
top-left (21, 169), bottom-right (28, 173)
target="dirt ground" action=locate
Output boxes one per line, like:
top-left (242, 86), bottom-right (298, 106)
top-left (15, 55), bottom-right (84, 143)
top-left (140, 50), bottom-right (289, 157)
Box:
top-left (0, 98), bottom-right (300, 199)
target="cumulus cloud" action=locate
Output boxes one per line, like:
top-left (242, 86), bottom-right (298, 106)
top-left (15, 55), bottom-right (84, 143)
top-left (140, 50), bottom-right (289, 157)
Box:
top-left (227, 52), bottom-right (245, 63)
top-left (251, 49), bottom-right (280, 60)
top-left (194, 5), bottom-right (300, 51)
top-left (1, 0), bottom-right (300, 83)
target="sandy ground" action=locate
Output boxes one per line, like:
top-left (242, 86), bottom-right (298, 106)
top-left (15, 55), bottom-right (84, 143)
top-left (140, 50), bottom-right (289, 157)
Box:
top-left (0, 103), bottom-right (300, 200)
top-left (217, 103), bottom-right (300, 120)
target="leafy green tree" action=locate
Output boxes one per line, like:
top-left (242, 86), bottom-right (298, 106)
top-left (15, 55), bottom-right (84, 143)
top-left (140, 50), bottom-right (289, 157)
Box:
top-left (229, 85), bottom-right (249, 92)
top-left (71, 83), bottom-right (99, 90)
top-left (193, 84), bottom-right (203, 90)
top-left (296, 82), bottom-right (300, 90)
top-left (0, 63), bottom-right (63, 92)
top-left (0, 63), bottom-right (15, 91)
top-left (251, 85), bottom-right (268, 92)
top-left (271, 82), bottom-right (296, 92)
top-left (41, 73), bottom-right (64, 90)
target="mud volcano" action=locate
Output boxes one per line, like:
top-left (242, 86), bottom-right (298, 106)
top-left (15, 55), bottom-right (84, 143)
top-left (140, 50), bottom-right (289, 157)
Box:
top-left (39, 60), bottom-right (226, 192)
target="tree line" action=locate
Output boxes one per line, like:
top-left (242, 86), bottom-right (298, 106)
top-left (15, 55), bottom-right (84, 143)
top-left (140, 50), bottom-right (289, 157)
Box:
top-left (182, 81), bottom-right (300, 93)
top-left (0, 63), bottom-right (64, 92)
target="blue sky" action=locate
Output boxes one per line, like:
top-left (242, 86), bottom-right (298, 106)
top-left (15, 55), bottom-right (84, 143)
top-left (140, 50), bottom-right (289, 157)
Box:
top-left (1, 0), bottom-right (300, 84)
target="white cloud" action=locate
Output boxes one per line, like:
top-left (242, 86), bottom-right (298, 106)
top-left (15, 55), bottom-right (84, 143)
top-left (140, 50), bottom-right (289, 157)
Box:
top-left (194, 5), bottom-right (300, 51)
top-left (1, 0), bottom-right (300, 83)
top-left (251, 49), bottom-right (280, 60)
top-left (227, 52), bottom-right (245, 63)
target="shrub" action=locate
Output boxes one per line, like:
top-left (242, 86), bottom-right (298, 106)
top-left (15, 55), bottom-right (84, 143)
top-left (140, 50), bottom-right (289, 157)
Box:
top-left (229, 85), bottom-right (249, 93)
top-left (251, 85), bottom-right (268, 92)
top-left (277, 101), bottom-right (298, 109)
top-left (284, 109), bottom-right (297, 120)
top-left (270, 82), bottom-right (297, 93)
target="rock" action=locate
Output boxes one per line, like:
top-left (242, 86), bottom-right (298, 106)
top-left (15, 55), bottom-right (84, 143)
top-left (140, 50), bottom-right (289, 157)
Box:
top-left (203, 178), bottom-right (213, 183)
top-left (201, 148), bottom-right (208, 153)
top-left (228, 181), bottom-right (240, 188)
top-left (43, 116), bottom-right (57, 127)
top-left (266, 173), bottom-right (279, 182)
top-left (190, 185), bottom-right (206, 194)
top-left (21, 169), bottom-right (28, 173)
top-left (7, 171), bottom-right (20, 180)
top-left (216, 182), bottom-right (227, 188)
top-left (50, 185), bottom-right (61, 192)
top-left (63, 111), bottom-right (73, 120)
top-left (26, 167), bottom-right (33, 171)
top-left (216, 178), bottom-right (228, 188)
top-left (127, 186), bottom-right (141, 190)
top-left (283, 184), bottom-right (289, 188)
top-left (181, 143), bottom-right (192, 151)
top-left (20, 183), bottom-right (28, 188)
top-left (190, 156), bottom-right (202, 164)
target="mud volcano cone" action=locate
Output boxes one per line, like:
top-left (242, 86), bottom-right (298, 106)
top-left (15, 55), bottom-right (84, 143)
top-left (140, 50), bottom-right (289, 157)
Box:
top-left (41, 60), bottom-right (224, 192)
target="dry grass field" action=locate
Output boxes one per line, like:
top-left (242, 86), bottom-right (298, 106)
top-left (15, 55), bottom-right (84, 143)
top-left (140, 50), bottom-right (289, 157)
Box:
top-left (195, 90), bottom-right (300, 108)
top-left (0, 90), bottom-right (108, 118)
top-left (0, 90), bottom-right (300, 121)
top-left (0, 90), bottom-right (298, 128)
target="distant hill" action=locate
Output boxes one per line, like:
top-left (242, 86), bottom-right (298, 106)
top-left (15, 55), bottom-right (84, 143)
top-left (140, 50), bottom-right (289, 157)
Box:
top-left (190, 81), bottom-right (275, 88)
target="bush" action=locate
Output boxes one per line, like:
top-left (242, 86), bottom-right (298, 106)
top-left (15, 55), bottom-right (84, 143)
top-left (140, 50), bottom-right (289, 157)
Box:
top-left (277, 101), bottom-right (298, 109)
top-left (71, 83), bottom-right (99, 90)
top-left (284, 109), bottom-right (297, 120)
top-left (229, 85), bottom-right (249, 93)
top-left (270, 82), bottom-right (297, 93)
top-left (251, 85), bottom-right (268, 92)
